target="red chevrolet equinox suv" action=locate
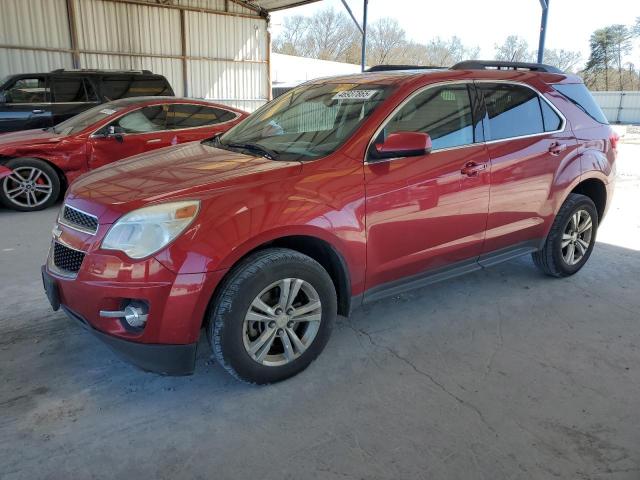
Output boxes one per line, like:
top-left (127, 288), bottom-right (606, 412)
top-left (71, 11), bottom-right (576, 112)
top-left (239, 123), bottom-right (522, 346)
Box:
top-left (42, 61), bottom-right (617, 383)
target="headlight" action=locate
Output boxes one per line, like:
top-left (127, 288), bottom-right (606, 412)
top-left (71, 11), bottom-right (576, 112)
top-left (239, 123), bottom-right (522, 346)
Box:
top-left (102, 201), bottom-right (200, 259)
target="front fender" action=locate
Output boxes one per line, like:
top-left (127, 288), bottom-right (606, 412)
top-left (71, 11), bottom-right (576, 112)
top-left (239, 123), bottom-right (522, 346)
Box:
top-left (0, 164), bottom-right (12, 179)
top-left (154, 195), bottom-right (367, 291)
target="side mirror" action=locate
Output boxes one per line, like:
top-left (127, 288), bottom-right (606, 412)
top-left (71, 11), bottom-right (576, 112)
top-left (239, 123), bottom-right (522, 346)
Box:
top-left (370, 131), bottom-right (432, 160)
top-left (108, 125), bottom-right (125, 143)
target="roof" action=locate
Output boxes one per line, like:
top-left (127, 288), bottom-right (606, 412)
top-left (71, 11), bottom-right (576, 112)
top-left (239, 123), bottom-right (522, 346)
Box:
top-left (234, 0), bottom-right (322, 12)
top-left (104, 96), bottom-right (247, 113)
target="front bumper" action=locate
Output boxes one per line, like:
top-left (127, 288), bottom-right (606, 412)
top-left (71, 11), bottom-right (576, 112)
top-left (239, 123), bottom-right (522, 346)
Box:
top-left (62, 304), bottom-right (197, 375)
top-left (43, 248), bottom-right (226, 375)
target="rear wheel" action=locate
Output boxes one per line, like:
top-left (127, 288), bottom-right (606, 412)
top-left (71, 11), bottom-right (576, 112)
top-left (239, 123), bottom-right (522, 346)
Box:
top-left (0, 158), bottom-right (60, 211)
top-left (532, 193), bottom-right (598, 277)
top-left (207, 248), bottom-right (337, 384)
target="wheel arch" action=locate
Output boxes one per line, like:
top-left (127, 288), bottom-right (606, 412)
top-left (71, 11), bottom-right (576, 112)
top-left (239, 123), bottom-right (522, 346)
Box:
top-left (570, 177), bottom-right (607, 221)
top-left (205, 233), bottom-right (354, 329)
top-left (1, 155), bottom-right (69, 191)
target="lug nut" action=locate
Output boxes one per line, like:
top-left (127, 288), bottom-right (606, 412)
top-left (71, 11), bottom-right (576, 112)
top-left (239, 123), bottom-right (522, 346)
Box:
top-left (287, 321), bottom-right (294, 328)
top-left (268, 321), bottom-right (276, 328)
top-left (275, 308), bottom-right (283, 315)
top-left (277, 328), bottom-right (283, 334)
top-left (286, 308), bottom-right (295, 315)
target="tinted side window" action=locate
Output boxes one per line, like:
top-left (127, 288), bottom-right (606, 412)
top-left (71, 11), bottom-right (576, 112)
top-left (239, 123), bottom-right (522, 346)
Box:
top-left (166, 104), bottom-right (237, 129)
top-left (480, 84), bottom-right (544, 141)
top-left (554, 83), bottom-right (608, 124)
top-left (5, 77), bottom-right (48, 103)
top-left (539, 98), bottom-right (562, 132)
top-left (113, 106), bottom-right (167, 134)
top-left (385, 85), bottom-right (474, 150)
top-left (52, 77), bottom-right (92, 103)
top-left (101, 76), bottom-right (171, 100)
top-left (130, 78), bottom-right (172, 96)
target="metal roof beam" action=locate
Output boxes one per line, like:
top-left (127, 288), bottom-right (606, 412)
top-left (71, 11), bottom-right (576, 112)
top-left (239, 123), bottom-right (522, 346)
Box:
top-left (340, 0), bottom-right (363, 35)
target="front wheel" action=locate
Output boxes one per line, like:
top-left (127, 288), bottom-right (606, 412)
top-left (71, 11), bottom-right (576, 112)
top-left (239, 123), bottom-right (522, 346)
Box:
top-left (532, 193), bottom-right (598, 277)
top-left (207, 248), bottom-right (337, 384)
top-left (0, 158), bottom-right (61, 211)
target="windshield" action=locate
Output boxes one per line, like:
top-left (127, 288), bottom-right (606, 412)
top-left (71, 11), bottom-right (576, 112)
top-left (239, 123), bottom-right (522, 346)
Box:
top-left (49, 103), bottom-right (125, 135)
top-left (215, 83), bottom-right (392, 161)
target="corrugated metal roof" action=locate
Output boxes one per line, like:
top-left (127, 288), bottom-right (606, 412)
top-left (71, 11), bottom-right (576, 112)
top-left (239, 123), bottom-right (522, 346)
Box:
top-left (234, 0), bottom-right (322, 12)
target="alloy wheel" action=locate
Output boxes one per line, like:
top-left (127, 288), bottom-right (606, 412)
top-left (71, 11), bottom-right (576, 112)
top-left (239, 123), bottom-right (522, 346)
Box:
top-left (2, 166), bottom-right (53, 209)
top-left (561, 209), bottom-right (593, 265)
top-left (243, 278), bottom-right (322, 367)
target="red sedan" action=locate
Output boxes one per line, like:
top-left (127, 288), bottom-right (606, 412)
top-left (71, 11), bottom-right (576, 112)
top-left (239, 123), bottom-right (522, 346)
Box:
top-left (0, 97), bottom-right (247, 211)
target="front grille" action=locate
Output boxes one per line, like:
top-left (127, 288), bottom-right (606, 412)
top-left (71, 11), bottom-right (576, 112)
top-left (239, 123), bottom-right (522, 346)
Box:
top-left (53, 242), bottom-right (85, 274)
top-left (61, 205), bottom-right (98, 234)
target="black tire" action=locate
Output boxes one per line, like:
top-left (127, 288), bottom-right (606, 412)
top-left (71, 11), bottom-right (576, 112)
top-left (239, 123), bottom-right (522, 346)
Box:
top-left (207, 248), bottom-right (337, 384)
top-left (532, 193), bottom-right (599, 277)
top-left (0, 158), bottom-right (61, 212)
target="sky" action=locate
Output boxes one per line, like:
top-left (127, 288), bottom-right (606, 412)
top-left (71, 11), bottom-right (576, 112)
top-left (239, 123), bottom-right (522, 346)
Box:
top-left (271, 0), bottom-right (640, 65)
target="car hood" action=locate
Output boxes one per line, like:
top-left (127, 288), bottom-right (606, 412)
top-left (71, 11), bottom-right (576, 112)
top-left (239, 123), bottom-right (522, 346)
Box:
top-left (0, 128), bottom-right (65, 148)
top-left (67, 141), bottom-right (302, 223)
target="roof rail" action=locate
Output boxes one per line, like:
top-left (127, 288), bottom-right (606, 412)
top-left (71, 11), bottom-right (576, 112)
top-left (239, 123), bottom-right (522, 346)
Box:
top-left (366, 65), bottom-right (444, 72)
top-left (50, 68), bottom-right (154, 74)
top-left (451, 60), bottom-right (562, 74)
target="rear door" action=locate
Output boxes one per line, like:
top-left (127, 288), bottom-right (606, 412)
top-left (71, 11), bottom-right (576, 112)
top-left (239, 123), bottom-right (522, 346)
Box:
top-left (165, 103), bottom-right (240, 142)
top-left (88, 105), bottom-right (170, 170)
top-left (50, 76), bottom-right (100, 125)
top-left (0, 76), bottom-right (52, 132)
top-left (364, 82), bottom-right (490, 293)
top-left (477, 82), bottom-right (578, 258)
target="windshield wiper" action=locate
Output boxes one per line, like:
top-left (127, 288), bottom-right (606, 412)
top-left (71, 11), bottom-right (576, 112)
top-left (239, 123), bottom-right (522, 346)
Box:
top-left (225, 142), bottom-right (280, 160)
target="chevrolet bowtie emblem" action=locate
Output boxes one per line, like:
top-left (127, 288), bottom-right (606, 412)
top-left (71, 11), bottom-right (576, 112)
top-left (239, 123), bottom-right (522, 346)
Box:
top-left (52, 225), bottom-right (62, 239)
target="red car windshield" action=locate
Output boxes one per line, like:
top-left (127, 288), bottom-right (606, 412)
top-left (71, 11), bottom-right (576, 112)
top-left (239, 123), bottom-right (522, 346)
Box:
top-left (217, 83), bottom-right (392, 161)
top-left (50, 103), bottom-right (126, 136)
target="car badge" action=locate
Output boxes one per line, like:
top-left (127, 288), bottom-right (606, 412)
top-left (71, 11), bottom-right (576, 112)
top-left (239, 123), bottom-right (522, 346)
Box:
top-left (52, 225), bottom-right (62, 239)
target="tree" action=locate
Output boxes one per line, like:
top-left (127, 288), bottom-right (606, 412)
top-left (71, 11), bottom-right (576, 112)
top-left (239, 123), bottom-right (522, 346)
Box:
top-left (539, 49), bottom-right (582, 72)
top-left (272, 15), bottom-right (309, 56)
top-left (367, 18), bottom-right (407, 65)
top-left (424, 36), bottom-right (479, 66)
top-left (273, 9), bottom-right (481, 67)
top-left (303, 8), bottom-right (359, 62)
top-left (584, 25), bottom-right (633, 90)
top-left (494, 35), bottom-right (533, 62)
top-left (608, 25), bottom-right (633, 90)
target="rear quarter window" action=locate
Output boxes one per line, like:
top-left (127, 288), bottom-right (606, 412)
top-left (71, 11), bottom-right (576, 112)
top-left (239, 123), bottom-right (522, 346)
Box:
top-left (553, 84), bottom-right (608, 124)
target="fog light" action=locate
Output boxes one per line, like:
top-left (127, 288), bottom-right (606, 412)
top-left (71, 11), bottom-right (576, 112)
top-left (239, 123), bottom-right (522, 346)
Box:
top-left (122, 305), bottom-right (147, 328)
top-left (100, 301), bottom-right (148, 328)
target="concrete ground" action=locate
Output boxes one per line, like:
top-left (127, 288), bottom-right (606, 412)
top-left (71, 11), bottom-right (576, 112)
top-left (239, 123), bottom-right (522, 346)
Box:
top-left (1, 145), bottom-right (639, 480)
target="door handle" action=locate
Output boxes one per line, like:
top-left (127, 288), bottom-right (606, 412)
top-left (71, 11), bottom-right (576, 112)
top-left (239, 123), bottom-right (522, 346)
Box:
top-left (32, 109), bottom-right (45, 114)
top-left (461, 161), bottom-right (487, 177)
top-left (548, 142), bottom-right (567, 155)
top-left (146, 138), bottom-right (162, 144)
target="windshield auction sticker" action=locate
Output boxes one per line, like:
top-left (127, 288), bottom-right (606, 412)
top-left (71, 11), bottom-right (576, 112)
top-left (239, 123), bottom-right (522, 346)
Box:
top-left (332, 90), bottom-right (379, 101)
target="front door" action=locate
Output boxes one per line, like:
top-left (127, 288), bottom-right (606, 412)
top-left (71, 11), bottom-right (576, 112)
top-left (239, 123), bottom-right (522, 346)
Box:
top-left (364, 83), bottom-right (490, 294)
top-left (88, 105), bottom-right (172, 170)
top-left (0, 76), bottom-right (52, 133)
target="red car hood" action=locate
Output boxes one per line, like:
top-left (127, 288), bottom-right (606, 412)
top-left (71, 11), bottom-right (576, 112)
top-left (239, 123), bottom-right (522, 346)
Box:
top-left (67, 141), bottom-right (302, 223)
top-left (0, 128), bottom-right (65, 149)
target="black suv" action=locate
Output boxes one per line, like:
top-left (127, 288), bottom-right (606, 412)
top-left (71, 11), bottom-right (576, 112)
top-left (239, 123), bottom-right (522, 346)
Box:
top-left (0, 69), bottom-right (174, 133)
